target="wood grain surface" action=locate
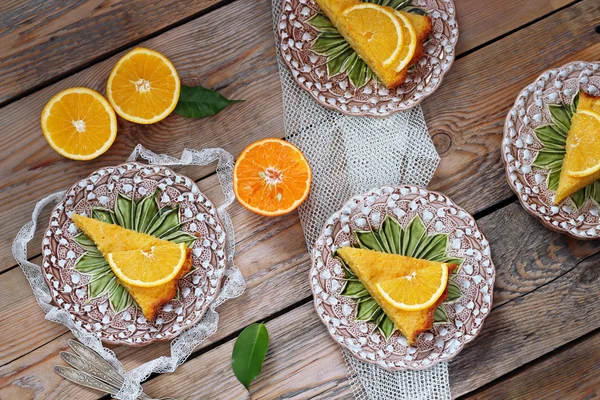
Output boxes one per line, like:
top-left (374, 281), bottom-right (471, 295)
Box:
top-left (0, 0), bottom-right (223, 104)
top-left (0, 0), bottom-right (575, 104)
top-left (2, 0), bottom-right (599, 398)
top-left (463, 329), bottom-right (600, 399)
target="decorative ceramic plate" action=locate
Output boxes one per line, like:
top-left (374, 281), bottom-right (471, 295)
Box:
top-left (310, 185), bottom-right (494, 370)
top-left (41, 162), bottom-right (227, 346)
top-left (502, 61), bottom-right (600, 239)
top-left (277, 0), bottom-right (458, 116)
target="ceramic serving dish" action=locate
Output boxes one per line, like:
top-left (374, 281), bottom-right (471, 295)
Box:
top-left (277, 0), bottom-right (458, 116)
top-left (502, 61), bottom-right (600, 239)
top-left (41, 162), bottom-right (227, 346)
top-left (310, 185), bottom-right (494, 370)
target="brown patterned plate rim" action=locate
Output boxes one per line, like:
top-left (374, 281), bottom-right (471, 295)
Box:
top-left (309, 184), bottom-right (495, 371)
top-left (277, 0), bottom-right (459, 117)
top-left (501, 60), bottom-right (600, 240)
top-left (41, 162), bottom-right (227, 346)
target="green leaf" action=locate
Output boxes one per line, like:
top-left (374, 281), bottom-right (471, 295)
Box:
top-left (534, 125), bottom-right (567, 146)
top-left (161, 230), bottom-right (198, 247)
top-left (356, 297), bottom-right (381, 320)
top-left (571, 186), bottom-right (588, 209)
top-left (89, 274), bottom-right (116, 299)
top-left (548, 104), bottom-right (571, 135)
top-left (570, 91), bottom-right (580, 115)
top-left (108, 283), bottom-right (133, 313)
top-left (174, 85), bottom-right (243, 119)
top-left (381, 216), bottom-right (401, 254)
top-left (74, 254), bottom-right (110, 274)
top-left (73, 233), bottom-right (100, 254)
top-left (434, 306), bottom-right (450, 324)
top-left (312, 35), bottom-right (348, 56)
top-left (340, 279), bottom-right (369, 298)
top-left (413, 233), bottom-right (448, 260)
top-left (134, 191), bottom-right (160, 232)
top-left (91, 208), bottom-right (116, 224)
top-left (547, 169), bottom-right (562, 191)
top-left (402, 216), bottom-right (426, 257)
top-left (446, 282), bottom-right (462, 303)
top-left (327, 47), bottom-right (355, 77)
top-left (532, 150), bottom-right (565, 170)
top-left (355, 230), bottom-right (385, 252)
top-left (346, 53), bottom-right (371, 89)
top-left (232, 323), bottom-right (269, 390)
top-left (377, 315), bottom-right (396, 339)
top-left (114, 193), bottom-right (133, 229)
top-left (306, 13), bottom-right (337, 33)
top-left (147, 206), bottom-right (181, 238)
top-left (593, 182), bottom-right (600, 204)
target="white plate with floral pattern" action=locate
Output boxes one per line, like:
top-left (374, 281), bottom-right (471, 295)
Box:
top-left (502, 61), bottom-right (600, 239)
top-left (277, 0), bottom-right (458, 116)
top-left (41, 162), bottom-right (227, 346)
top-left (310, 185), bottom-right (494, 370)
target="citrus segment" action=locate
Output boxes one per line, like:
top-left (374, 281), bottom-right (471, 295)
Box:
top-left (41, 87), bottom-right (117, 160)
top-left (376, 262), bottom-right (448, 311)
top-left (342, 4), bottom-right (403, 67)
top-left (565, 110), bottom-right (600, 177)
top-left (107, 47), bottom-right (180, 124)
top-left (393, 11), bottom-right (417, 72)
top-left (107, 242), bottom-right (188, 288)
top-left (233, 138), bottom-right (312, 216)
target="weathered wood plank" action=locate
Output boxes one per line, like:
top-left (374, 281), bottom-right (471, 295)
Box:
top-left (1, 0), bottom-right (597, 273)
top-left (0, 0), bottom-right (574, 104)
top-left (3, 200), bottom-right (599, 398)
top-left (137, 251), bottom-right (600, 399)
top-left (0, 0), bottom-right (221, 104)
top-left (463, 330), bottom-right (600, 400)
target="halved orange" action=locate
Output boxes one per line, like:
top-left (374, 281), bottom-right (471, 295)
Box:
top-left (376, 262), bottom-right (449, 311)
top-left (106, 47), bottom-right (180, 124)
top-left (233, 138), bottom-right (312, 216)
top-left (40, 87), bottom-right (117, 160)
top-left (107, 242), bottom-right (188, 288)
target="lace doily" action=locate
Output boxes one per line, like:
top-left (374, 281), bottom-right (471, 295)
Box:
top-left (12, 145), bottom-right (246, 400)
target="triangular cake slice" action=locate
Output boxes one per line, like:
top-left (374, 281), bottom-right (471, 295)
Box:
top-left (337, 247), bottom-right (455, 345)
top-left (314, 0), bottom-right (432, 88)
top-left (72, 214), bottom-right (192, 320)
top-left (555, 91), bottom-right (600, 203)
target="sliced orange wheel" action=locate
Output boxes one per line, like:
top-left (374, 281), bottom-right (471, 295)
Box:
top-left (106, 47), bottom-right (180, 124)
top-left (40, 87), bottom-right (117, 160)
top-left (342, 3), bottom-right (404, 67)
top-left (376, 262), bottom-right (449, 311)
top-left (393, 11), bottom-right (418, 72)
top-left (233, 138), bottom-right (312, 216)
top-left (107, 242), bottom-right (188, 288)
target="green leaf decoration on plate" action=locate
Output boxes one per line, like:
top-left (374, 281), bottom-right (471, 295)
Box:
top-left (532, 91), bottom-right (600, 209)
top-left (306, 0), bottom-right (425, 89)
top-left (73, 190), bottom-right (197, 313)
top-left (174, 85), bottom-right (244, 119)
top-left (338, 215), bottom-right (463, 339)
top-left (232, 323), bottom-right (270, 390)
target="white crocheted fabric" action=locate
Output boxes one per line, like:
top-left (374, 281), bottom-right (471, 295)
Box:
top-left (271, 1), bottom-right (450, 398)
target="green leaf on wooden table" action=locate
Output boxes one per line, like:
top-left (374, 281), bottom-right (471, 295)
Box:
top-left (531, 91), bottom-right (599, 209)
top-left (232, 323), bottom-right (269, 390)
top-left (338, 215), bottom-right (464, 340)
top-left (174, 85), bottom-right (243, 119)
top-left (305, 0), bottom-right (425, 88)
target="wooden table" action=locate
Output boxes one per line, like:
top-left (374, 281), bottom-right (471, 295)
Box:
top-left (1, 1), bottom-right (599, 399)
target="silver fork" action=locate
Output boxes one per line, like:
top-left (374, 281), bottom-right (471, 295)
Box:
top-left (53, 340), bottom-right (176, 400)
